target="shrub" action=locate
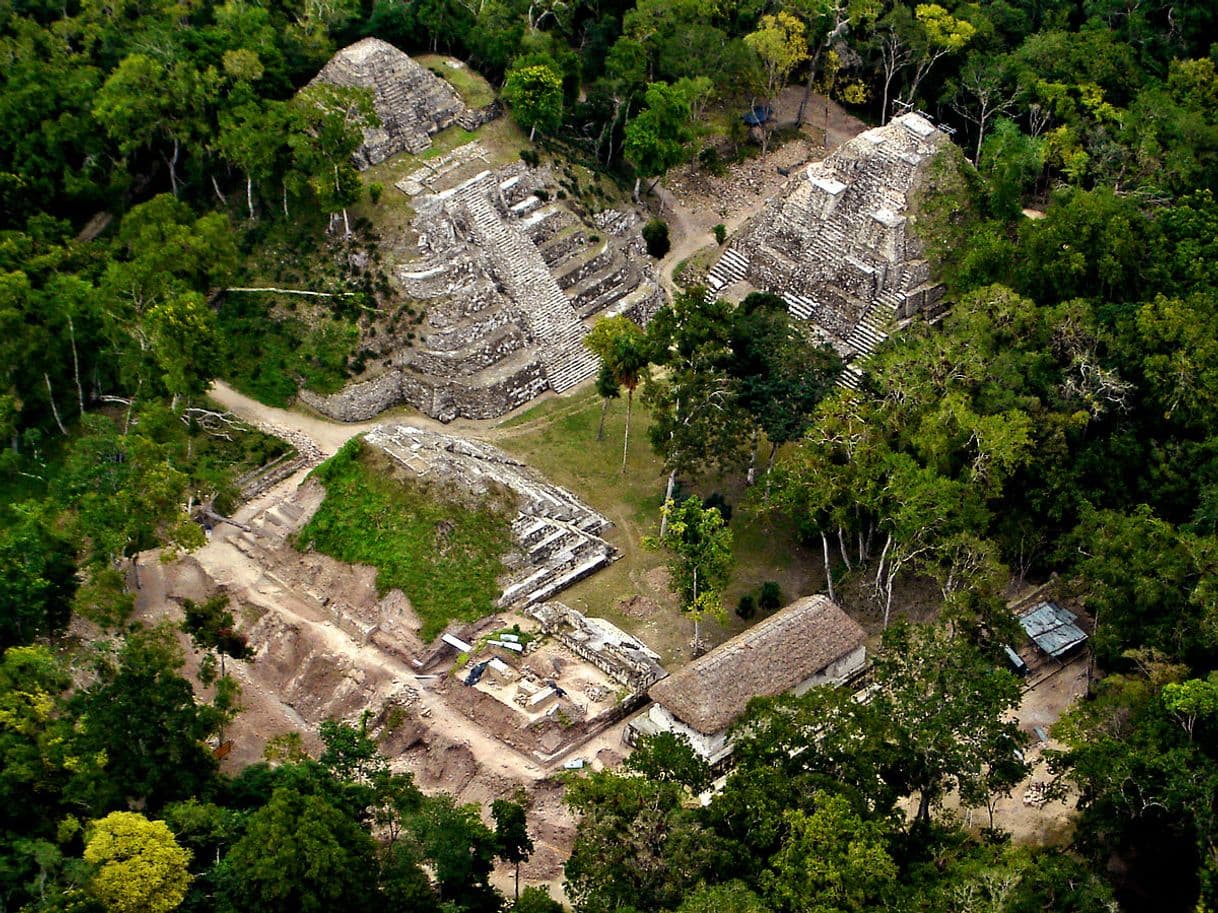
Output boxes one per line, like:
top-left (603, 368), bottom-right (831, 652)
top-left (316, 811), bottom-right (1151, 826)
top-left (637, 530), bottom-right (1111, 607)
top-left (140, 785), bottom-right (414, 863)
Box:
top-left (368, 182), bottom-right (384, 205)
top-left (759, 581), bottom-right (783, 611)
top-left (698, 145), bottom-right (727, 176)
top-left (713, 223), bottom-right (727, 245)
top-left (520, 149), bottom-right (540, 167)
top-left (703, 492), bottom-right (733, 524)
top-left (534, 188), bottom-right (550, 201)
top-left (736, 594), bottom-right (757, 620)
top-left (642, 219), bottom-right (670, 258)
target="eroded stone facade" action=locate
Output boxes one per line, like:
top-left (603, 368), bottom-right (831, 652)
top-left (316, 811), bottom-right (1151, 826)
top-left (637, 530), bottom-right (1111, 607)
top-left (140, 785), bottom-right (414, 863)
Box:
top-left (705, 113), bottom-right (953, 388)
top-left (309, 38), bottom-right (469, 165)
top-left (303, 162), bottom-right (664, 422)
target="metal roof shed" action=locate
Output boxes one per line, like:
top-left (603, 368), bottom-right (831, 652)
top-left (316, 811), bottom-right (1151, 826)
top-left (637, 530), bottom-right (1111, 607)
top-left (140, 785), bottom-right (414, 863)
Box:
top-left (1019, 602), bottom-right (1087, 658)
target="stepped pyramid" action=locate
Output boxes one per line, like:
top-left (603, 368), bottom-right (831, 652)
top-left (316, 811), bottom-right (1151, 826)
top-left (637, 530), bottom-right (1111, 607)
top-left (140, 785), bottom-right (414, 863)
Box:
top-left (704, 113), bottom-right (955, 389)
top-left (309, 38), bottom-right (467, 166)
top-left (297, 161), bottom-right (664, 423)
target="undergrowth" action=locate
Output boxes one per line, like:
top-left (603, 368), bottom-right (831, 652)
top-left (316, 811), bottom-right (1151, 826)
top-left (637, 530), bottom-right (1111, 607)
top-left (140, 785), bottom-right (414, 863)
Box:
top-left (295, 439), bottom-right (515, 641)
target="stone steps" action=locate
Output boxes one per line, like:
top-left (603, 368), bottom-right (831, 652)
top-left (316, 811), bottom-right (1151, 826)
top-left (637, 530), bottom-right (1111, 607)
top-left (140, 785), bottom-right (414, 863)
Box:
top-left (707, 246), bottom-right (750, 292)
top-left (454, 174), bottom-right (599, 393)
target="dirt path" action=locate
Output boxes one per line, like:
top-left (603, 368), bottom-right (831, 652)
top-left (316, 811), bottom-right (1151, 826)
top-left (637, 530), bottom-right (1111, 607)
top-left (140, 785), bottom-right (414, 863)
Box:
top-left (654, 184), bottom-right (756, 299)
top-left (210, 380), bottom-right (403, 457)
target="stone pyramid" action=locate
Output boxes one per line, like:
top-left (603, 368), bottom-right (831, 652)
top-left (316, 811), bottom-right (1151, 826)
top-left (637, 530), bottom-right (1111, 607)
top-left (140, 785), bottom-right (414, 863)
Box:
top-left (704, 113), bottom-right (956, 388)
top-left (310, 38), bottom-right (467, 166)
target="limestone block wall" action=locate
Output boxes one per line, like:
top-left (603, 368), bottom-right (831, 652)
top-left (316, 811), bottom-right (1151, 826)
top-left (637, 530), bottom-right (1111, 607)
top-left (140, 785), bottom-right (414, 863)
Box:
top-left (298, 359), bottom-right (551, 424)
top-left (309, 38), bottom-right (468, 167)
top-left (312, 162), bottom-right (664, 423)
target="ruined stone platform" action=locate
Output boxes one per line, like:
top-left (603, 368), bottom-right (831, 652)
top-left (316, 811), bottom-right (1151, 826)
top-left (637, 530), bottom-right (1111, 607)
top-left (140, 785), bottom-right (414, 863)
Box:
top-left (705, 112), bottom-right (954, 389)
top-left (365, 424), bottom-right (619, 608)
top-left (300, 162), bottom-right (665, 422)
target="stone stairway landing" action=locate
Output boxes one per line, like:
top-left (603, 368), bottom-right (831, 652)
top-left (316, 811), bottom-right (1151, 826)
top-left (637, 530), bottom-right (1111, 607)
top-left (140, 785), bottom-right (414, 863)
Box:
top-left (453, 173), bottom-right (600, 393)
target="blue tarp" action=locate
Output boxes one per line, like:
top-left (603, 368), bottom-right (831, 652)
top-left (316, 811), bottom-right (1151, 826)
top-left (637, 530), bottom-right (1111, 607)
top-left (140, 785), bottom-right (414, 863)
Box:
top-left (743, 105), bottom-right (773, 126)
top-left (1019, 602), bottom-right (1087, 658)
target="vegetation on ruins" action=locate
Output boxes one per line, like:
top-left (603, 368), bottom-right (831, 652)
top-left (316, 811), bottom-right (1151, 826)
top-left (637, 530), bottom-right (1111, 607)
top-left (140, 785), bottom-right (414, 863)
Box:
top-left (297, 439), bottom-right (515, 640)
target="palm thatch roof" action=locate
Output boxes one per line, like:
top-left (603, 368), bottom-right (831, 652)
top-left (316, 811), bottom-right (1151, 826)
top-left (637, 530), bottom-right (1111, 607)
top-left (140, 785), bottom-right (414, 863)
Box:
top-left (648, 595), bottom-right (865, 735)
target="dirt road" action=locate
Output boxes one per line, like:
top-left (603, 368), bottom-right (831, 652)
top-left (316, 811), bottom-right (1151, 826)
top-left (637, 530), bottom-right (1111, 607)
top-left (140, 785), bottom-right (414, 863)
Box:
top-left (210, 380), bottom-right (402, 457)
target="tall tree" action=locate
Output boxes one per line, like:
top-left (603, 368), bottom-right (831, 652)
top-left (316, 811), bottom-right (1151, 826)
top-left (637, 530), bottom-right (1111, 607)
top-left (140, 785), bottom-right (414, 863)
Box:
top-left (289, 85), bottom-right (378, 236)
top-left (492, 795), bottom-right (533, 902)
top-left (584, 315), bottom-right (650, 473)
top-left (623, 80), bottom-right (702, 200)
top-left (502, 61), bottom-right (564, 141)
top-left (217, 786), bottom-right (382, 913)
top-left (84, 811), bottom-right (193, 913)
top-left (744, 12), bottom-right (809, 154)
top-left (646, 496), bottom-right (733, 653)
top-left (728, 292), bottom-right (842, 482)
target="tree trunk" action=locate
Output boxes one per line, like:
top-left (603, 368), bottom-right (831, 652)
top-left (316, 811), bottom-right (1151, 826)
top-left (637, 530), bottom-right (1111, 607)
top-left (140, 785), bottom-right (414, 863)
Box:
top-left (68, 315), bottom-right (84, 416)
top-left (884, 568), bottom-right (896, 628)
top-left (515, 861), bottom-right (520, 902)
top-left (659, 469), bottom-right (677, 537)
top-left (746, 432), bottom-right (759, 486)
top-left (632, 176), bottom-right (641, 203)
top-left (596, 398), bottom-right (609, 441)
top-left (821, 531), bottom-right (836, 602)
top-left (282, 181), bottom-right (290, 218)
top-left (838, 527), bottom-right (852, 570)
top-left (916, 788), bottom-right (933, 823)
top-left (247, 175), bottom-right (256, 221)
top-left (123, 378), bottom-right (141, 434)
top-left (342, 208), bottom-right (351, 237)
top-left (621, 388), bottom-right (633, 475)
top-left (875, 532), bottom-right (893, 593)
top-left (796, 53), bottom-right (817, 127)
top-left (44, 374), bottom-right (67, 435)
top-left (167, 138), bottom-right (180, 197)
top-left (211, 174), bottom-right (227, 205)
top-left (529, 124), bottom-right (537, 142)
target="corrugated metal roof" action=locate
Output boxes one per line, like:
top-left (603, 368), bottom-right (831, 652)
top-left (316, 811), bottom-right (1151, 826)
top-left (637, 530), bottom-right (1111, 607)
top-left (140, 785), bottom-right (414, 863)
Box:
top-left (1019, 602), bottom-right (1087, 657)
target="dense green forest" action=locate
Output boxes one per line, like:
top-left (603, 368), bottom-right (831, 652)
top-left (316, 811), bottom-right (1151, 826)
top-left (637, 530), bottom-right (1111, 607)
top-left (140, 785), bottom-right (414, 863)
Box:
top-left (3, 0), bottom-right (1218, 909)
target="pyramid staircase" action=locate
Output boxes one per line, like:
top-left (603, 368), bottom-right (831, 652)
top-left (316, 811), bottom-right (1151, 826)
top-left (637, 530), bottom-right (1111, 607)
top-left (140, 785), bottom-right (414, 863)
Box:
top-left (452, 173), bottom-right (600, 393)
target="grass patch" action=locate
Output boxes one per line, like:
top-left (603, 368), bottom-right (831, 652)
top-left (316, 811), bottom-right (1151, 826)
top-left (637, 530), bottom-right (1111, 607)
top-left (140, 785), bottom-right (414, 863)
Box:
top-left (416, 55), bottom-right (496, 108)
top-left (492, 387), bottom-right (824, 668)
top-left (673, 243), bottom-right (719, 289)
top-left (295, 439), bottom-right (515, 641)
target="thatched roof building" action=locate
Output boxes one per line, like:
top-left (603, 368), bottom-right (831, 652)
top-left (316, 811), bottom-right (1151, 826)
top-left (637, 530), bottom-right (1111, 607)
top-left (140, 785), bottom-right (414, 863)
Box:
top-left (648, 595), bottom-right (866, 737)
top-left (309, 38), bottom-right (466, 165)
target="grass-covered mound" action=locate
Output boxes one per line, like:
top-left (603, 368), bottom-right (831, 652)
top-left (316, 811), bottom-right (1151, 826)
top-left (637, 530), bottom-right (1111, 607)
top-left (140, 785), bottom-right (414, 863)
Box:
top-left (296, 439), bottom-right (514, 640)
